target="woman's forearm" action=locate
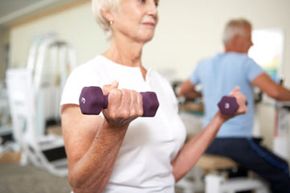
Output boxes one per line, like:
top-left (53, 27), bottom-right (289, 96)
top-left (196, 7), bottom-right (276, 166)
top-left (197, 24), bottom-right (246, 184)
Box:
top-left (68, 121), bottom-right (128, 193)
top-left (172, 112), bottom-right (228, 181)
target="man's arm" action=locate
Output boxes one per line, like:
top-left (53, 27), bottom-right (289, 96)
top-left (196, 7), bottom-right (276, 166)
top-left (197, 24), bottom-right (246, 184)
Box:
top-left (177, 80), bottom-right (201, 99)
top-left (252, 73), bottom-right (290, 101)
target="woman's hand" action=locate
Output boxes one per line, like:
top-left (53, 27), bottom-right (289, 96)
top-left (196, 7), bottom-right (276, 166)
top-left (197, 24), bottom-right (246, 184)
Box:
top-left (228, 87), bottom-right (247, 116)
top-left (102, 81), bottom-right (144, 128)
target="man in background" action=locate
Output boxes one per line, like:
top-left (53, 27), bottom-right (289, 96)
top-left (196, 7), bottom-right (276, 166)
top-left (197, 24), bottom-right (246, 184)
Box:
top-left (178, 18), bottom-right (290, 193)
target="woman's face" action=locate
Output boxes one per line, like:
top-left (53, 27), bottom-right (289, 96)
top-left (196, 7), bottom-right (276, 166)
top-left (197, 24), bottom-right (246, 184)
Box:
top-left (110, 0), bottom-right (159, 43)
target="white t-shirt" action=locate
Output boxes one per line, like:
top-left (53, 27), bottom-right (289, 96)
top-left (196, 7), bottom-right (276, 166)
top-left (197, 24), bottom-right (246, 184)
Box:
top-left (61, 55), bottom-right (186, 193)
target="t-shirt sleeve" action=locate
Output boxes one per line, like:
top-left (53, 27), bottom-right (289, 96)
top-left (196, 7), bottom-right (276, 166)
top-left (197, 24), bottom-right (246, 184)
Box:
top-left (246, 58), bottom-right (264, 82)
top-left (60, 68), bottom-right (84, 106)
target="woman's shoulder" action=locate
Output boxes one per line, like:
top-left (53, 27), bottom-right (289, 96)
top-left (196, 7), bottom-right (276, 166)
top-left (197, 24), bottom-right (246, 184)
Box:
top-left (148, 69), bottom-right (169, 82)
top-left (148, 69), bottom-right (174, 90)
top-left (64, 55), bottom-right (105, 85)
top-left (75, 55), bottom-right (105, 71)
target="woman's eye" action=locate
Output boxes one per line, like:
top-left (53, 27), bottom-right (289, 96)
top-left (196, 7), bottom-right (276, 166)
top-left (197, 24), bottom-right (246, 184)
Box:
top-left (154, 0), bottom-right (159, 7)
top-left (137, 0), bottom-right (159, 7)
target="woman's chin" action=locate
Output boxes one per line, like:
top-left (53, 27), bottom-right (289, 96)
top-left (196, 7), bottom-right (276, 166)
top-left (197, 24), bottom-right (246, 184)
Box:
top-left (140, 33), bottom-right (155, 43)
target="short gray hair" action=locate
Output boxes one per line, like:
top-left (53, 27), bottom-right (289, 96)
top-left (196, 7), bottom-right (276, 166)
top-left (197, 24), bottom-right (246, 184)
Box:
top-left (222, 18), bottom-right (252, 44)
top-left (91, 0), bottom-right (120, 33)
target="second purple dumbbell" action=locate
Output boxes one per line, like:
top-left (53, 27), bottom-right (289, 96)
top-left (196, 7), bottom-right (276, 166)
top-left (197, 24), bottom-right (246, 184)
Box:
top-left (218, 96), bottom-right (239, 116)
top-left (79, 86), bottom-right (159, 117)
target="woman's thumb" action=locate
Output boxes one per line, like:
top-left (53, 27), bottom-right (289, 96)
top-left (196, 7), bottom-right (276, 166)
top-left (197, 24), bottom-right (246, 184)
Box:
top-left (230, 86), bottom-right (240, 95)
top-left (103, 81), bottom-right (119, 95)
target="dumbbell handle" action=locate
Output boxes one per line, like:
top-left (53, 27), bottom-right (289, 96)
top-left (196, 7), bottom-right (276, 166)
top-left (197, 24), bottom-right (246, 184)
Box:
top-left (79, 86), bottom-right (159, 117)
top-left (218, 96), bottom-right (239, 116)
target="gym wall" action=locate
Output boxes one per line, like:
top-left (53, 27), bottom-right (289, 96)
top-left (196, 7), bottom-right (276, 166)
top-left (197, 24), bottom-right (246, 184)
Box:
top-left (9, 0), bottom-right (290, 82)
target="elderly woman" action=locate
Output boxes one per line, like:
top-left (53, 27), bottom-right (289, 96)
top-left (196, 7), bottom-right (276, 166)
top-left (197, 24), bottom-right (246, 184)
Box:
top-left (60, 1), bottom-right (247, 193)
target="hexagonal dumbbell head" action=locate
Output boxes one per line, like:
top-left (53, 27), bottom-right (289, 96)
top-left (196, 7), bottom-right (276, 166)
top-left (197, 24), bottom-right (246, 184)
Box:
top-left (140, 91), bottom-right (159, 117)
top-left (218, 96), bottom-right (239, 116)
top-left (79, 86), bottom-right (108, 115)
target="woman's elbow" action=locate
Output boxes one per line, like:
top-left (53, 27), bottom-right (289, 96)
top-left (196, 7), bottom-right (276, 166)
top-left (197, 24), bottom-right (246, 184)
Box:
top-left (172, 164), bottom-right (187, 183)
top-left (68, 171), bottom-right (91, 193)
top-left (68, 170), bottom-right (107, 193)
top-left (68, 171), bottom-right (85, 193)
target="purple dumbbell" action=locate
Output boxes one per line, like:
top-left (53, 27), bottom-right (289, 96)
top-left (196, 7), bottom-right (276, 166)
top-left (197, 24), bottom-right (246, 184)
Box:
top-left (218, 96), bottom-right (239, 116)
top-left (79, 86), bottom-right (159, 117)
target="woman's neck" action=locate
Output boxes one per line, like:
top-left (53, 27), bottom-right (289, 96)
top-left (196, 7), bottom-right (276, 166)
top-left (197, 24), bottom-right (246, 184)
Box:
top-left (104, 37), bottom-right (144, 67)
top-left (103, 38), bottom-right (147, 79)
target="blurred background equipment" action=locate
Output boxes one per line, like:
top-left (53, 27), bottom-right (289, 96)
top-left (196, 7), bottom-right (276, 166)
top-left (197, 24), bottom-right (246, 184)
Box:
top-left (273, 101), bottom-right (290, 160)
top-left (5, 34), bottom-right (76, 176)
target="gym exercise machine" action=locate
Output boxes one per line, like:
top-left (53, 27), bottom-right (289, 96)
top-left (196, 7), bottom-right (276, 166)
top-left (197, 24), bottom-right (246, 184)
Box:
top-left (6, 34), bottom-right (76, 176)
top-left (273, 101), bottom-right (290, 162)
top-left (0, 84), bottom-right (14, 153)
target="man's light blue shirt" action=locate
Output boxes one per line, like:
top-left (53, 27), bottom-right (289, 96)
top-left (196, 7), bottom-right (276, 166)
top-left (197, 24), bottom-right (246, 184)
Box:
top-left (190, 52), bottom-right (264, 137)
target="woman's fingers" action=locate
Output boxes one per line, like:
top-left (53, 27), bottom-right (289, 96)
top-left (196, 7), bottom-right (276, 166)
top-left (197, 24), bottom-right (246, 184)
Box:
top-left (229, 88), bottom-right (247, 115)
top-left (102, 81), bottom-right (119, 95)
top-left (101, 84), bottom-right (143, 128)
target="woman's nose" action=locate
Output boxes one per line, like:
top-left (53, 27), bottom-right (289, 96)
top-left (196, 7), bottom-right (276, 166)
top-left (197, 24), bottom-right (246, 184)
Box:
top-left (146, 0), bottom-right (158, 16)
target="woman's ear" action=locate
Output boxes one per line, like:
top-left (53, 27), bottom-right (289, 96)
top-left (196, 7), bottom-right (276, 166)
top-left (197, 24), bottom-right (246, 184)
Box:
top-left (101, 8), bottom-right (114, 23)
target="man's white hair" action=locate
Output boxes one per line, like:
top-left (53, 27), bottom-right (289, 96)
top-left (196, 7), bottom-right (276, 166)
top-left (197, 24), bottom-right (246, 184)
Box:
top-left (222, 18), bottom-right (252, 45)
